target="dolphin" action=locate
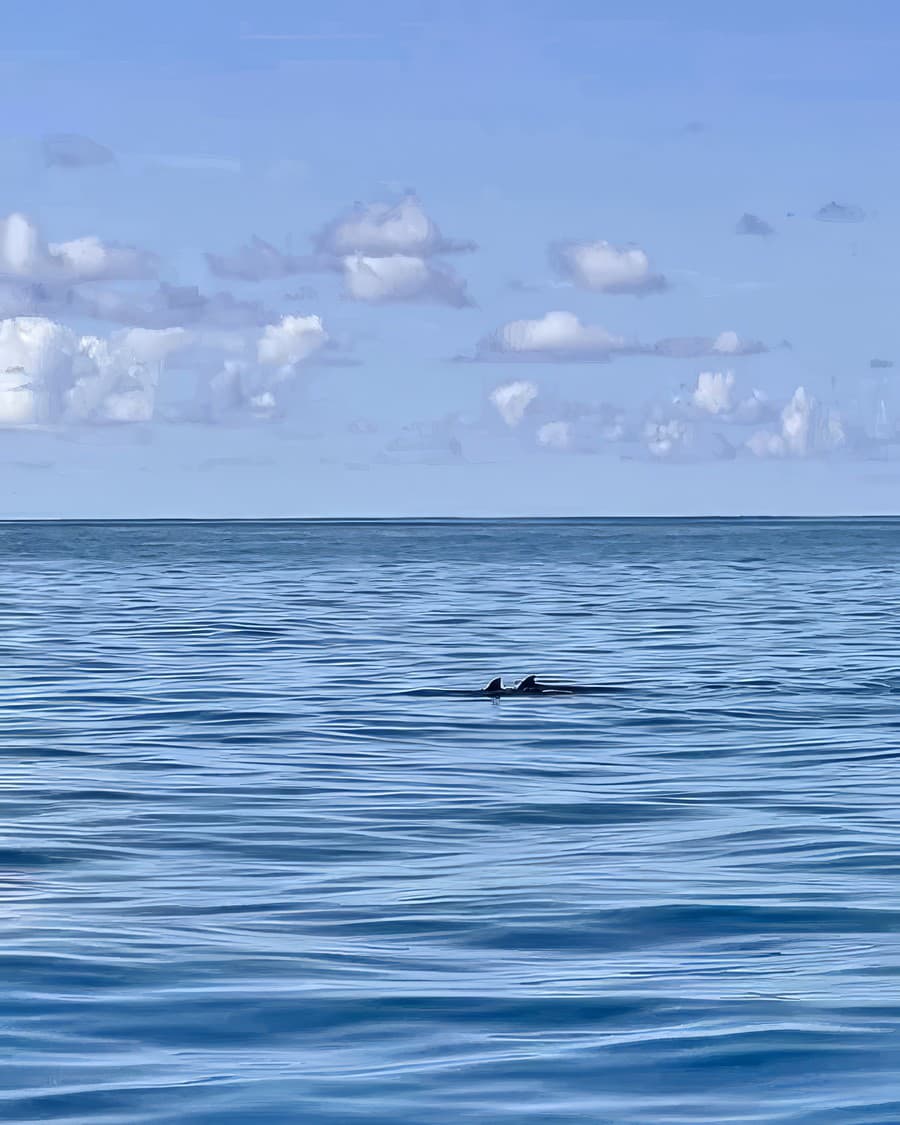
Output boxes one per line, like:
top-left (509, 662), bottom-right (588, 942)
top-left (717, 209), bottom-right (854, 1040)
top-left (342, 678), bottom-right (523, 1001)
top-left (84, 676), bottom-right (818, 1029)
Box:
top-left (482, 675), bottom-right (579, 696)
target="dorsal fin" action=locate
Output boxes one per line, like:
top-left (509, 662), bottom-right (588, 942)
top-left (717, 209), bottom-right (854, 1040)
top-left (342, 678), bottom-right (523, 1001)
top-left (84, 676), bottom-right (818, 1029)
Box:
top-left (484, 677), bottom-right (503, 693)
top-left (517, 675), bottom-right (537, 691)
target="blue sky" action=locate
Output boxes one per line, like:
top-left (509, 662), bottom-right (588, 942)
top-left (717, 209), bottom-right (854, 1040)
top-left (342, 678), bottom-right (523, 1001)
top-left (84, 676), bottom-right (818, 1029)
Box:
top-left (1, 0), bottom-right (900, 515)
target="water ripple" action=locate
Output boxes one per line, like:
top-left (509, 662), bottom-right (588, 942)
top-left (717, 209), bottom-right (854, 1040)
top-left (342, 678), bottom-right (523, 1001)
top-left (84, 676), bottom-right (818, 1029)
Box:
top-left (1, 519), bottom-right (900, 1122)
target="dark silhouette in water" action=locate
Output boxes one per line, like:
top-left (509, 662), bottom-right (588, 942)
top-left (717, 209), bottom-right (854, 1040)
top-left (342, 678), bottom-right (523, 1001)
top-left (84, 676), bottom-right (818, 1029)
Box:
top-left (483, 675), bottom-right (579, 696)
top-left (400, 677), bottom-right (624, 699)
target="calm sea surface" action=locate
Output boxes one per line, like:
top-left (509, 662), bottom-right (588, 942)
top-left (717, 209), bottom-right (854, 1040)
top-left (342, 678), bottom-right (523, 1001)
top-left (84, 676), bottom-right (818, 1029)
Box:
top-left (2, 518), bottom-right (900, 1123)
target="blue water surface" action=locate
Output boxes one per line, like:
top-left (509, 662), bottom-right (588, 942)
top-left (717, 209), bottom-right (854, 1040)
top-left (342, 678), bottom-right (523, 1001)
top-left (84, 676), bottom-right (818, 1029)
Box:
top-left (1, 518), bottom-right (900, 1123)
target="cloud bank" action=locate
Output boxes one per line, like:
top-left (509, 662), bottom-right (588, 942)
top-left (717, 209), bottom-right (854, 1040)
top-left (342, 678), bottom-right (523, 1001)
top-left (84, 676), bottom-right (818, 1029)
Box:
top-left (466, 312), bottom-right (766, 364)
top-left (484, 369), bottom-right (848, 465)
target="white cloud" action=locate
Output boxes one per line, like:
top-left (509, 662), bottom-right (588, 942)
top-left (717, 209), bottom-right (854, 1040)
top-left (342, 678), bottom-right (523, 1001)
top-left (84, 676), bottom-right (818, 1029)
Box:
top-left (551, 240), bottom-right (666, 295)
top-left (677, 371), bottom-right (773, 425)
top-left (0, 317), bottom-right (190, 427)
top-left (342, 253), bottom-right (471, 307)
top-left (315, 194), bottom-right (475, 258)
top-left (0, 213), bottom-right (157, 284)
top-left (0, 308), bottom-right (336, 429)
top-left (67, 327), bottom-right (190, 425)
top-left (490, 380), bottom-right (538, 427)
top-left (257, 314), bottom-right (328, 373)
top-left (478, 311), bottom-right (627, 362)
top-left (196, 315), bottom-right (331, 423)
top-left (692, 371), bottom-right (736, 415)
top-left (0, 367), bottom-right (38, 426)
top-left (712, 330), bottom-right (749, 355)
top-left (537, 421), bottom-right (571, 449)
top-left (747, 387), bottom-right (846, 458)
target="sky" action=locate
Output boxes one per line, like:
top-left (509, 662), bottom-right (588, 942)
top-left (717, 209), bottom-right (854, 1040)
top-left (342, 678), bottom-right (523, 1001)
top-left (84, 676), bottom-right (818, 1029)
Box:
top-left (2, 0), bottom-right (900, 516)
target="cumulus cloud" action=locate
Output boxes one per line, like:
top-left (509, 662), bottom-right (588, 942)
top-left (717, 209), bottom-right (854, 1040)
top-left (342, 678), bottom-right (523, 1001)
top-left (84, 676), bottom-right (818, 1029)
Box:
top-left (677, 370), bottom-right (773, 426)
top-left (466, 313), bottom-right (765, 364)
top-left (815, 201), bottom-right (865, 224)
top-left (0, 213), bottom-right (157, 284)
top-left (747, 387), bottom-right (846, 458)
top-left (474, 311), bottom-right (628, 363)
top-left (490, 380), bottom-right (538, 427)
top-left (205, 236), bottom-right (336, 282)
top-left (0, 307), bottom-right (335, 430)
top-left (208, 194), bottom-right (476, 307)
top-left (258, 314), bottom-right (328, 373)
top-left (42, 133), bottom-right (115, 169)
top-left (341, 253), bottom-right (472, 307)
top-left (196, 315), bottom-right (331, 424)
top-left (314, 194), bottom-right (475, 258)
top-left (70, 328), bottom-right (189, 423)
top-left (692, 371), bottom-right (735, 414)
top-left (736, 212), bottom-right (774, 237)
top-left (0, 316), bottom-right (190, 427)
top-left (550, 240), bottom-right (667, 295)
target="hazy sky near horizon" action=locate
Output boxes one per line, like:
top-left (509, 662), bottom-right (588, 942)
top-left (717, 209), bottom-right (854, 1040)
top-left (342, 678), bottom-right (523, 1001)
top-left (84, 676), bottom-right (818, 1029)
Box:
top-left (2, 0), bottom-right (900, 516)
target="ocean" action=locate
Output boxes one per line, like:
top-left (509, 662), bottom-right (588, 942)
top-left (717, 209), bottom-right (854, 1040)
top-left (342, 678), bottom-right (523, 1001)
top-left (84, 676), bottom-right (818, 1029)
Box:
top-left (2, 518), bottom-right (900, 1123)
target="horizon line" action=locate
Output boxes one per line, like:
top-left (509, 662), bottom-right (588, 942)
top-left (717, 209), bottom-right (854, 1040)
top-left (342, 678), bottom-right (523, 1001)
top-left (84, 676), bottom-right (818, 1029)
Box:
top-left (1, 514), bottom-right (899, 523)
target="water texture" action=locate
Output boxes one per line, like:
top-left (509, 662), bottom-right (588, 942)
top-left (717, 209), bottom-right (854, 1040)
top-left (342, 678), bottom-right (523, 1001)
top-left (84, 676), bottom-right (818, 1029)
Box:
top-left (1, 518), bottom-right (900, 1123)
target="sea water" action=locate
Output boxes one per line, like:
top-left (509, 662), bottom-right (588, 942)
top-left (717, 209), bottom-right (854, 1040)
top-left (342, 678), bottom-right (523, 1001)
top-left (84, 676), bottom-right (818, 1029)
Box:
top-left (1, 518), bottom-right (900, 1123)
